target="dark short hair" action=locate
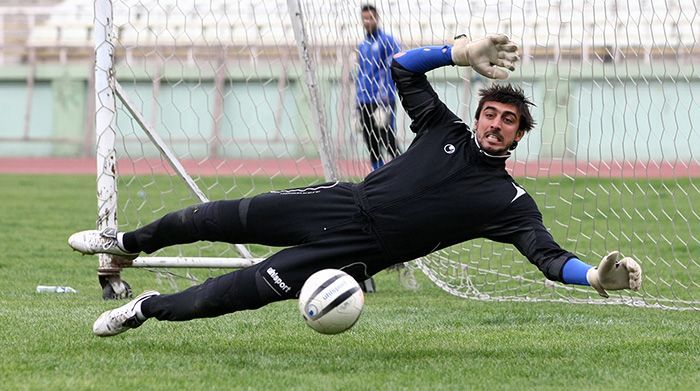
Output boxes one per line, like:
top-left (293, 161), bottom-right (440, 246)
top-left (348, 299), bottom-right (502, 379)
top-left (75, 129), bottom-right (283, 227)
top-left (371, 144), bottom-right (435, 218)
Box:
top-left (361, 4), bottom-right (378, 15)
top-left (475, 83), bottom-right (536, 133)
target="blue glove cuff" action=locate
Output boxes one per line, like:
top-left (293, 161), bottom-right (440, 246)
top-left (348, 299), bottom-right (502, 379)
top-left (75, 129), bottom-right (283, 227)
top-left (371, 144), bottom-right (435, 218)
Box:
top-left (393, 45), bottom-right (454, 74)
top-left (562, 257), bottom-right (593, 285)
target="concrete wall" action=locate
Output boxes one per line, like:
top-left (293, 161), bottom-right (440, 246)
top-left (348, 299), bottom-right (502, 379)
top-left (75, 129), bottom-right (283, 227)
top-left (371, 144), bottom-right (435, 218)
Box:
top-left (1, 61), bottom-right (698, 162)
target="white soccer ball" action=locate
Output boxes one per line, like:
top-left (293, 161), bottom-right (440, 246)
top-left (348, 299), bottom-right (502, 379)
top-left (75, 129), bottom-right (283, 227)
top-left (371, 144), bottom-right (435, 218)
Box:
top-left (298, 269), bottom-right (365, 335)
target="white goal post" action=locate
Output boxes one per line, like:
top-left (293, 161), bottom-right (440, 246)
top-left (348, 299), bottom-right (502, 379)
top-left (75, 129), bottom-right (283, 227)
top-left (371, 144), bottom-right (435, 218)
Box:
top-left (91, 0), bottom-right (700, 310)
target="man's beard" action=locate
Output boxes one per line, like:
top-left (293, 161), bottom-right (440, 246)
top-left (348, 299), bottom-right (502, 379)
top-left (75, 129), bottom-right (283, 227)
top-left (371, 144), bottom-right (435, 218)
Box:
top-left (478, 131), bottom-right (510, 155)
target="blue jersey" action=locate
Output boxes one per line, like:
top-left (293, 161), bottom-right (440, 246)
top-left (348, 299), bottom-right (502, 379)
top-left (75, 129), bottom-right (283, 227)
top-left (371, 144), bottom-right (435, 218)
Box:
top-left (356, 29), bottom-right (400, 105)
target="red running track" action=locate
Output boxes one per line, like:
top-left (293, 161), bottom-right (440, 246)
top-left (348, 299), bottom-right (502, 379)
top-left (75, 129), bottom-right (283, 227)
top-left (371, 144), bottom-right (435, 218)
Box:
top-left (1, 157), bottom-right (699, 178)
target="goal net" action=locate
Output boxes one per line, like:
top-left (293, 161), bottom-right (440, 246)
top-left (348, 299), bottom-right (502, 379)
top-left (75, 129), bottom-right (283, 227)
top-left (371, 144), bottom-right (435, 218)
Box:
top-left (88, 0), bottom-right (699, 309)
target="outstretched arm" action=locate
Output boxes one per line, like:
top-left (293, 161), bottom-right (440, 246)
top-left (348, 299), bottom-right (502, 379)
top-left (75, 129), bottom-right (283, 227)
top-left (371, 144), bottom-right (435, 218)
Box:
top-left (391, 34), bottom-right (519, 133)
top-left (485, 200), bottom-right (642, 297)
top-left (567, 252), bottom-right (642, 298)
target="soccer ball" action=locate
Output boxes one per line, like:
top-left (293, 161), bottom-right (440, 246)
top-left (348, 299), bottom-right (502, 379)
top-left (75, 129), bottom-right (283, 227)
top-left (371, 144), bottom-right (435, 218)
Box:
top-left (298, 269), bottom-right (364, 334)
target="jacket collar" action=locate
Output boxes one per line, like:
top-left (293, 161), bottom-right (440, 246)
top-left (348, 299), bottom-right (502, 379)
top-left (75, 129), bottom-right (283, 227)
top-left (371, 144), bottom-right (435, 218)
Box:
top-left (470, 129), bottom-right (511, 167)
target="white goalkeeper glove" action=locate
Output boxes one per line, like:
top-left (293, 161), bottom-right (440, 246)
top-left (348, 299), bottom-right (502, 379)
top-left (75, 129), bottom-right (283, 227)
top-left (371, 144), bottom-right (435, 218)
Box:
top-left (372, 106), bottom-right (391, 129)
top-left (586, 251), bottom-right (642, 298)
top-left (451, 34), bottom-right (520, 80)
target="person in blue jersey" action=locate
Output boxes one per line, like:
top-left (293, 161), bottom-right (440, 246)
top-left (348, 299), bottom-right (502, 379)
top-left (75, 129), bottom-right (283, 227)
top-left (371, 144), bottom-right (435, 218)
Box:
top-left (356, 4), bottom-right (401, 171)
top-left (69, 34), bottom-right (642, 337)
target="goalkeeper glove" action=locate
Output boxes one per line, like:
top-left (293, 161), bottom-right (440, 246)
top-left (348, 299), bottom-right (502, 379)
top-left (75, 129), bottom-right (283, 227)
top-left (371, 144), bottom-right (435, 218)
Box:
top-left (372, 105), bottom-right (391, 129)
top-left (451, 34), bottom-right (520, 80)
top-left (586, 251), bottom-right (642, 298)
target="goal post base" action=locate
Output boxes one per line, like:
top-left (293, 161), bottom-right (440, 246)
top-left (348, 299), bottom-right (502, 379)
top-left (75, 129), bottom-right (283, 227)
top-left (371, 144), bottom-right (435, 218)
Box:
top-left (98, 274), bottom-right (132, 300)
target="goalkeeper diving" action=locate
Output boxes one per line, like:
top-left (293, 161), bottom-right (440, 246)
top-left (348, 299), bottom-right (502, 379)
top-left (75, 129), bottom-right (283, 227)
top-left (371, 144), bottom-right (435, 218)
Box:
top-left (69, 34), bottom-right (642, 337)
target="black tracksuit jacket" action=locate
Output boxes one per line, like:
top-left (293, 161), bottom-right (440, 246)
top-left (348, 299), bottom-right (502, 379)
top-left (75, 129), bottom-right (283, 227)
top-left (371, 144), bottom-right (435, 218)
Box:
top-left (134, 60), bottom-right (580, 321)
top-left (352, 61), bottom-right (577, 282)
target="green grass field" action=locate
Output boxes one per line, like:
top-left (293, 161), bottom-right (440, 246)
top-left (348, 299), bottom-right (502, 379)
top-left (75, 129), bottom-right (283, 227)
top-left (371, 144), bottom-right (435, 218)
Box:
top-left (1, 174), bottom-right (698, 390)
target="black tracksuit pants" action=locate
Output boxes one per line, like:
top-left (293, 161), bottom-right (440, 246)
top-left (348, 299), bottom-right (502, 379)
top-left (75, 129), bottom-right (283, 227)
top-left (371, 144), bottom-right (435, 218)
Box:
top-left (358, 103), bottom-right (400, 165)
top-left (127, 182), bottom-right (391, 321)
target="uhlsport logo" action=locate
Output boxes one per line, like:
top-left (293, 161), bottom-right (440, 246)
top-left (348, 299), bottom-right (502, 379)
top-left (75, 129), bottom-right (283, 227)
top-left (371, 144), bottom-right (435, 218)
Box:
top-left (443, 144), bottom-right (456, 154)
top-left (267, 267), bottom-right (292, 293)
top-left (510, 182), bottom-right (527, 203)
top-left (321, 280), bottom-right (346, 301)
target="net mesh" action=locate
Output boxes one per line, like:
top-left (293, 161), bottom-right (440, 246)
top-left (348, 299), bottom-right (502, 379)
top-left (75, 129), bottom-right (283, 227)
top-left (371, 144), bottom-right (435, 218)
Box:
top-left (84, 0), bottom-right (700, 308)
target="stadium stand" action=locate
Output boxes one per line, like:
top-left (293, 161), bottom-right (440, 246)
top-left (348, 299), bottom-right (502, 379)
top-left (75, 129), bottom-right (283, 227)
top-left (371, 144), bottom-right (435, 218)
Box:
top-left (3, 0), bottom-right (695, 65)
